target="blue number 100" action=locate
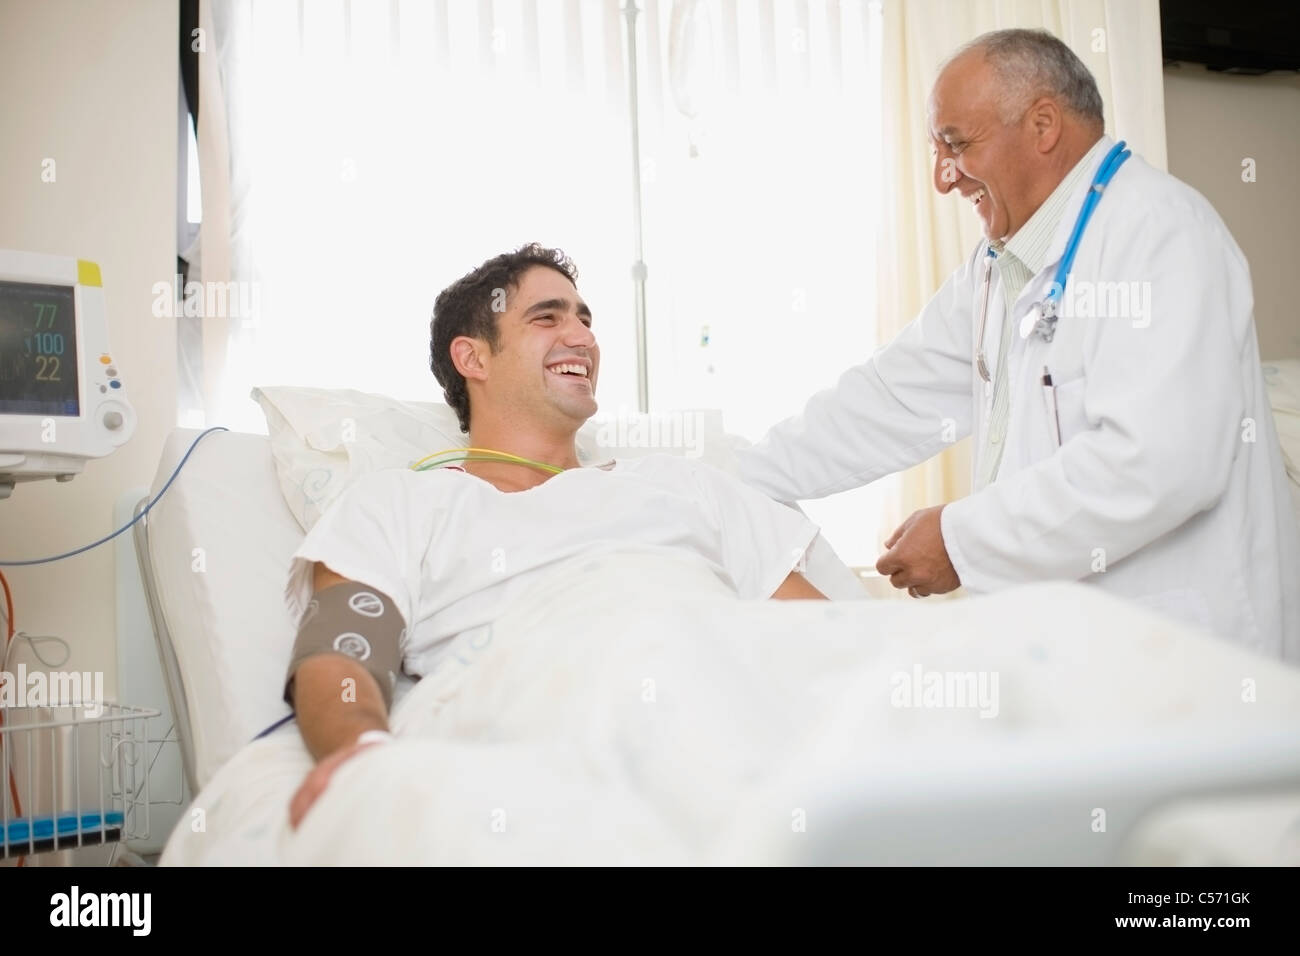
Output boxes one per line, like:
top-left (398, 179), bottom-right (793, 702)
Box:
top-left (34, 332), bottom-right (64, 355)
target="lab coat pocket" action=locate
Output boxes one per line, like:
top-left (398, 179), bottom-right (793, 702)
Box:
top-left (1050, 374), bottom-right (1089, 446)
top-left (1041, 382), bottom-right (1062, 450)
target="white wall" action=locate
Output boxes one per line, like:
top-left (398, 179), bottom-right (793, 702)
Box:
top-left (1163, 62), bottom-right (1300, 360)
top-left (0, 0), bottom-right (177, 701)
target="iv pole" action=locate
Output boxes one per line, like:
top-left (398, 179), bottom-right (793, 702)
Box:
top-left (622, 0), bottom-right (650, 414)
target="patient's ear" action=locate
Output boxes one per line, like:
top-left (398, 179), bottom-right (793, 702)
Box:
top-left (450, 336), bottom-right (489, 381)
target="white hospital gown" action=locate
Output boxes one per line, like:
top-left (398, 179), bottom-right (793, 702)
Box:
top-left (283, 454), bottom-right (819, 678)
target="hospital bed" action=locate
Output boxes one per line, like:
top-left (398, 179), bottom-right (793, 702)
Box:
top-left (133, 383), bottom-right (1300, 866)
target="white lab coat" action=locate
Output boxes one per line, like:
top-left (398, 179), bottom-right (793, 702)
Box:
top-left (738, 137), bottom-right (1300, 662)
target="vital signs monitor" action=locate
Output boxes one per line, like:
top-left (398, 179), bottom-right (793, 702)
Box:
top-left (0, 249), bottom-right (136, 498)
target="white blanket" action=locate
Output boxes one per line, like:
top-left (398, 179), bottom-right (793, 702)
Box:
top-left (162, 550), bottom-right (1300, 866)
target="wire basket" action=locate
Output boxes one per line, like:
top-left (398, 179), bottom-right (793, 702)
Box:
top-left (0, 702), bottom-right (161, 860)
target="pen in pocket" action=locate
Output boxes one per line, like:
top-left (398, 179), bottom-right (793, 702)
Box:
top-left (1042, 366), bottom-right (1063, 449)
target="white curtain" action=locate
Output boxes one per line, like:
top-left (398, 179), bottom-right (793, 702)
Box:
top-left (197, 0), bottom-right (889, 564)
top-left (633, 0), bottom-right (883, 441)
top-left (198, 0), bottom-right (638, 432)
top-left (633, 0), bottom-right (886, 563)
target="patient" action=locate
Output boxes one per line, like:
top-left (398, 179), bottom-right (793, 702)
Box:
top-left (285, 243), bottom-right (826, 827)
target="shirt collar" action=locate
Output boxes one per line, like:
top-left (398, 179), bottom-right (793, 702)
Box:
top-left (999, 135), bottom-right (1112, 275)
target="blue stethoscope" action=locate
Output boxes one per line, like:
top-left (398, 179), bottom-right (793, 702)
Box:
top-left (974, 140), bottom-right (1132, 382)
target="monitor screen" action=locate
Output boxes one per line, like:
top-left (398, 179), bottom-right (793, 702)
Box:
top-left (0, 279), bottom-right (80, 417)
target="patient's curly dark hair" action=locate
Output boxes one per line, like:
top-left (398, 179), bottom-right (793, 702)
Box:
top-left (429, 243), bottom-right (580, 433)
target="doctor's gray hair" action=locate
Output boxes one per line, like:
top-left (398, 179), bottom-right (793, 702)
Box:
top-left (953, 28), bottom-right (1104, 128)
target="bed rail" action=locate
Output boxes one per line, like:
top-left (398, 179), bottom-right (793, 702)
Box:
top-left (131, 494), bottom-right (199, 796)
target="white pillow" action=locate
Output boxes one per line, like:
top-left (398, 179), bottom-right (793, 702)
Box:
top-left (252, 385), bottom-right (739, 528)
top-left (250, 385), bottom-right (866, 598)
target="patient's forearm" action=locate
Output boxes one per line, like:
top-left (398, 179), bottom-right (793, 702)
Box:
top-left (291, 654), bottom-right (389, 763)
top-left (771, 571), bottom-right (828, 600)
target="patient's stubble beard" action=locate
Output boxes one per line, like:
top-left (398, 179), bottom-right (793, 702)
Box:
top-left (543, 368), bottom-right (598, 427)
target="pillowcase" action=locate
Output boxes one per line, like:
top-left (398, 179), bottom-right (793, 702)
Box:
top-left (251, 385), bottom-right (738, 530)
top-left (250, 385), bottom-right (866, 598)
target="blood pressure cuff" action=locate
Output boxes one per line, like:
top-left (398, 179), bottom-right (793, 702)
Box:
top-left (283, 581), bottom-right (405, 712)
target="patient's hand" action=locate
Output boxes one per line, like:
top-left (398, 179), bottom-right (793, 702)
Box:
top-left (286, 651), bottom-right (390, 829)
top-left (876, 504), bottom-right (960, 597)
top-left (289, 734), bottom-right (387, 829)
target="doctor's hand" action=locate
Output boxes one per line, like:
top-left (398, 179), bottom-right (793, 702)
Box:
top-left (876, 504), bottom-right (960, 598)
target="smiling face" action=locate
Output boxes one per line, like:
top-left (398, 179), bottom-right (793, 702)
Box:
top-left (455, 265), bottom-right (600, 435)
top-left (927, 51), bottom-right (1040, 242)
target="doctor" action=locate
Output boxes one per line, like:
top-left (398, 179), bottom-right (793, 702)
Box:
top-left (738, 28), bottom-right (1300, 661)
